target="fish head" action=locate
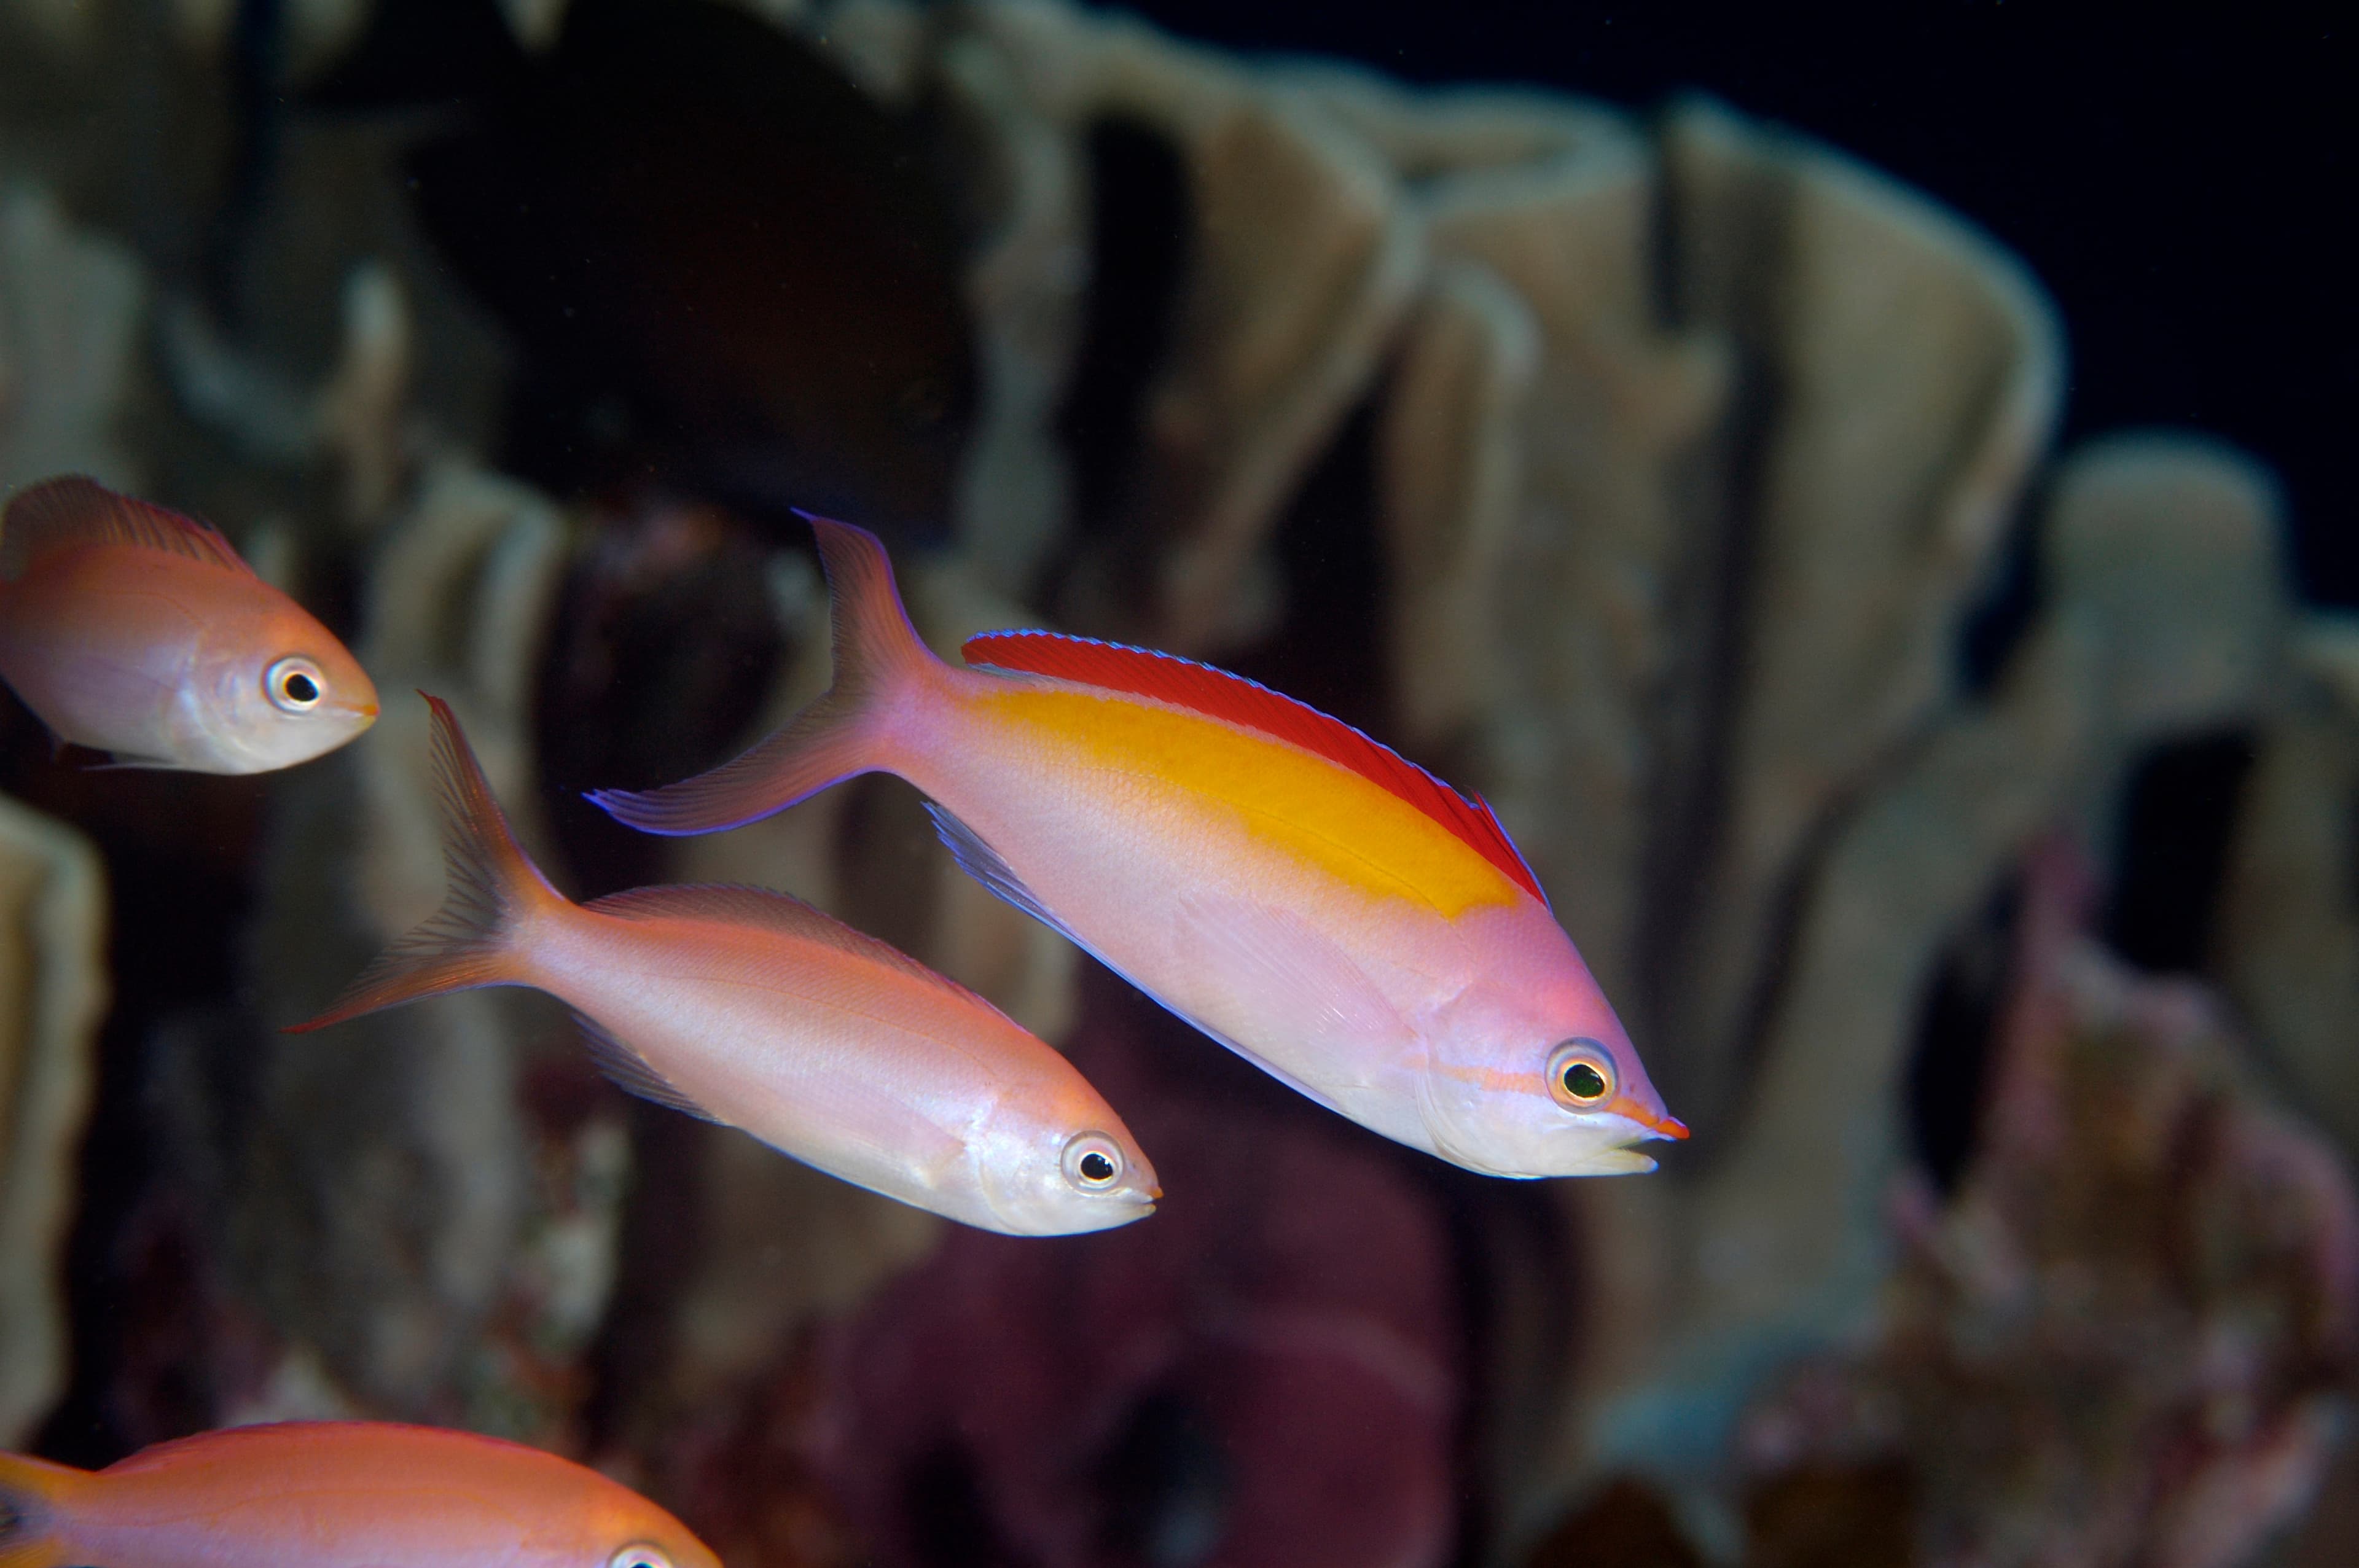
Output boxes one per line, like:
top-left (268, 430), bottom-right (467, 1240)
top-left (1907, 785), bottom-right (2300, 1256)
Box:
top-left (193, 597), bottom-right (381, 771)
top-left (1417, 918), bottom-right (1686, 1178)
top-left (971, 1085), bottom-right (1161, 1235)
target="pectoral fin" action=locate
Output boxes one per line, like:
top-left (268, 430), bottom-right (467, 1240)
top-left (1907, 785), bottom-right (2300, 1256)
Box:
top-left (571, 1010), bottom-right (721, 1123)
top-left (1166, 889), bottom-right (1412, 1115)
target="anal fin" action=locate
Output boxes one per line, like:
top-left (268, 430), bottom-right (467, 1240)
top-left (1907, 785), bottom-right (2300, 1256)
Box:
top-left (571, 1010), bottom-right (720, 1123)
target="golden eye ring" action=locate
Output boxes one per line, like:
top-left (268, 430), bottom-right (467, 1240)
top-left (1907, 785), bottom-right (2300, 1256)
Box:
top-left (608, 1546), bottom-right (674, 1568)
top-left (1546, 1039), bottom-right (1615, 1109)
top-left (265, 655), bottom-right (326, 713)
top-left (1062, 1132), bottom-right (1124, 1190)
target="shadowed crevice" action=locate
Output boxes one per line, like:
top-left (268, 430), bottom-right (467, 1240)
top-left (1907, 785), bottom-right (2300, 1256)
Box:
top-left (1055, 115), bottom-right (1196, 549)
top-left (1629, 140), bottom-right (1794, 1136)
top-left (2104, 728), bottom-right (2259, 973)
top-left (1906, 875), bottom-right (2023, 1192)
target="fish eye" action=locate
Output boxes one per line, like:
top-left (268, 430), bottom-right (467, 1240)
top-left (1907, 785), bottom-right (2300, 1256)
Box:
top-left (1062, 1132), bottom-right (1124, 1191)
top-left (1547, 1039), bottom-right (1614, 1109)
top-left (265, 656), bottom-right (325, 713)
top-left (608, 1547), bottom-right (673, 1568)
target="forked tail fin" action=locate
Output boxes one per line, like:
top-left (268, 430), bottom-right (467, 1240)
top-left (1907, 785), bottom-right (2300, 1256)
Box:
top-left (586, 513), bottom-right (937, 835)
top-left (0, 1449), bottom-right (88, 1568)
top-left (286, 693), bottom-right (565, 1032)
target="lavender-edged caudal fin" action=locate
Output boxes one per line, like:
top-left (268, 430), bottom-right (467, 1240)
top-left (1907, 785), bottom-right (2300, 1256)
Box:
top-left (286, 694), bottom-right (565, 1033)
top-left (587, 514), bottom-right (936, 836)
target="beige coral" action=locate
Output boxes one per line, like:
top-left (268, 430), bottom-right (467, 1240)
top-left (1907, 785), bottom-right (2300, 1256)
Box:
top-left (0, 184), bottom-right (146, 496)
top-left (216, 461), bottom-right (595, 1435)
top-left (2215, 616), bottom-right (2359, 1161)
top-left (950, 0), bottom-right (1425, 652)
top-left (0, 792), bottom-right (106, 1446)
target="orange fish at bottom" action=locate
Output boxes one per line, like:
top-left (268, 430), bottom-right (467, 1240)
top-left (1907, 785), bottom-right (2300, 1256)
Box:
top-left (0, 1421), bottom-right (718, 1568)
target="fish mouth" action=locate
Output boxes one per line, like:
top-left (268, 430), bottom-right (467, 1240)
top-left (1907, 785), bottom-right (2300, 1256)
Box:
top-left (1111, 1183), bottom-right (1160, 1211)
top-left (1609, 1093), bottom-right (1688, 1142)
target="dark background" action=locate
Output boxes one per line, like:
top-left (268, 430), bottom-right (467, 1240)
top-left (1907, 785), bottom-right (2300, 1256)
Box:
top-left (1095, 1), bottom-right (2355, 605)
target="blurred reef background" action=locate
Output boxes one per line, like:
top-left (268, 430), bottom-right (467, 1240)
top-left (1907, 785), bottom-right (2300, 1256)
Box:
top-left (1, 2), bottom-right (2355, 1565)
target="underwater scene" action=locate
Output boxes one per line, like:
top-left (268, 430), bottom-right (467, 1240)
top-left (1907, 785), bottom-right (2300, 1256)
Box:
top-left (0, 1), bottom-right (2352, 1564)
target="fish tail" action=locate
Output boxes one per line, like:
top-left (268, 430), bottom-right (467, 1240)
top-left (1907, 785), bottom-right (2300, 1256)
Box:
top-left (0, 1449), bottom-right (87, 1568)
top-left (286, 693), bottom-right (566, 1032)
top-left (587, 513), bottom-right (938, 835)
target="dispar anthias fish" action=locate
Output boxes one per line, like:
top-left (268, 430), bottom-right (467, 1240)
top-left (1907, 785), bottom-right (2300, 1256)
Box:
top-left (0, 1421), bottom-right (718, 1568)
top-left (592, 516), bottom-right (1687, 1177)
top-left (293, 693), bottom-right (1159, 1236)
top-left (0, 476), bottom-right (378, 771)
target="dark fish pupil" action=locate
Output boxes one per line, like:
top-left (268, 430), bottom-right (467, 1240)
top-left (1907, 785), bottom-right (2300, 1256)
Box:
top-left (1080, 1150), bottom-right (1116, 1182)
top-left (1564, 1063), bottom-right (1606, 1100)
top-left (284, 671), bottom-right (318, 703)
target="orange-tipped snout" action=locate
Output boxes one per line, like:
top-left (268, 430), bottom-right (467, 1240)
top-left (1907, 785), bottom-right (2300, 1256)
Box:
top-left (1613, 1094), bottom-right (1689, 1141)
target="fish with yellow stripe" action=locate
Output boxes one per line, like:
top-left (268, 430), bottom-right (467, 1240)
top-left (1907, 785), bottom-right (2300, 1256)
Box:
top-left (590, 517), bottom-right (1685, 1177)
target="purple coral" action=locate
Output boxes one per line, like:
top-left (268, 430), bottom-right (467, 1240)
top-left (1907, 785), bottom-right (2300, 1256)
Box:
top-left (797, 972), bottom-right (1464, 1568)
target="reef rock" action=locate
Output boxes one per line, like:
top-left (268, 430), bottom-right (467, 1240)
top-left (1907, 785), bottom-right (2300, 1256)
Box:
top-left (0, 792), bottom-right (106, 1445)
top-left (948, 0), bottom-right (1426, 649)
top-left (1555, 428), bottom-right (2300, 1544)
top-left (138, 462), bottom-right (616, 1445)
top-left (0, 184), bottom-right (146, 495)
top-left (734, 6), bottom-right (2332, 1556)
top-left (4, 2), bottom-right (2347, 1563)
top-left (1737, 846), bottom-right (2359, 1568)
top-left (2212, 614), bottom-right (2359, 1166)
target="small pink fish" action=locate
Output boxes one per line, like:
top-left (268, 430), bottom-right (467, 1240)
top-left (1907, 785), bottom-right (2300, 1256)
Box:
top-left (294, 694), bottom-right (1158, 1235)
top-left (590, 517), bottom-right (1686, 1178)
top-left (0, 476), bottom-right (378, 771)
top-left (0, 1420), bottom-right (718, 1568)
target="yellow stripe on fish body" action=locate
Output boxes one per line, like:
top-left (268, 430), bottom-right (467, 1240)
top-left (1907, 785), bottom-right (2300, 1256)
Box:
top-left (972, 683), bottom-right (1525, 918)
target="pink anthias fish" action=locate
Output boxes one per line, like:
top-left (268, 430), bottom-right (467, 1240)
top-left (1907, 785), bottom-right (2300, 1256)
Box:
top-left (292, 693), bottom-right (1158, 1235)
top-left (591, 517), bottom-right (1687, 1177)
top-left (0, 476), bottom-right (377, 771)
top-left (0, 1421), bottom-right (719, 1568)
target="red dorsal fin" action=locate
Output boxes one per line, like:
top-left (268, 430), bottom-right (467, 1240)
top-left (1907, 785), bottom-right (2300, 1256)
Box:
top-left (0, 475), bottom-right (253, 581)
top-left (963, 630), bottom-right (1550, 908)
